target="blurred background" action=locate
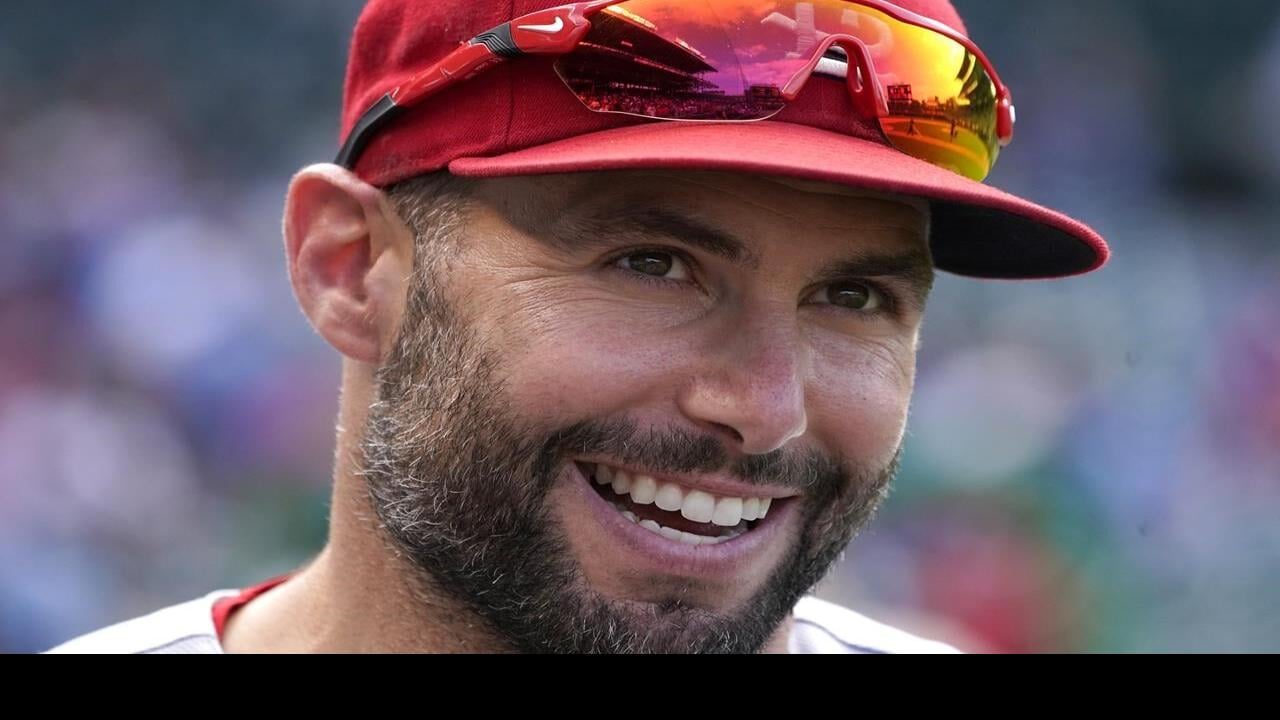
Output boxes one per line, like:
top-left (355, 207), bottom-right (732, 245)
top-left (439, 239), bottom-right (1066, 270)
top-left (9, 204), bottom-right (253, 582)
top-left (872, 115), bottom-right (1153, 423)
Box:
top-left (2, 1), bottom-right (1277, 653)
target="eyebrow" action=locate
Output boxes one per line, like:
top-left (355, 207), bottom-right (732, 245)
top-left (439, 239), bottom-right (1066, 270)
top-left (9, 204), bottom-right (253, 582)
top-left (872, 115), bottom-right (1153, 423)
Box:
top-left (545, 205), bottom-right (760, 268)
top-left (541, 202), bottom-right (933, 307)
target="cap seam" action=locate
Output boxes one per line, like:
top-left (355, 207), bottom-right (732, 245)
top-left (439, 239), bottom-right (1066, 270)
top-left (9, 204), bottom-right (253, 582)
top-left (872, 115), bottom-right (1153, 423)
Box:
top-left (503, 0), bottom-right (516, 154)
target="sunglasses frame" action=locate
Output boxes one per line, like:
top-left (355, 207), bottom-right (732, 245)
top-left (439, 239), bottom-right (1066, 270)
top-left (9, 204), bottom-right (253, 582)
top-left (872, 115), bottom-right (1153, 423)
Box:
top-left (335, 0), bottom-right (1015, 172)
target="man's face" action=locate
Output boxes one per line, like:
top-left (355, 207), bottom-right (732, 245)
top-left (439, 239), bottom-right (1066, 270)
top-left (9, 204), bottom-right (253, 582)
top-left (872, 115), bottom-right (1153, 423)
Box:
top-left (359, 170), bottom-right (932, 652)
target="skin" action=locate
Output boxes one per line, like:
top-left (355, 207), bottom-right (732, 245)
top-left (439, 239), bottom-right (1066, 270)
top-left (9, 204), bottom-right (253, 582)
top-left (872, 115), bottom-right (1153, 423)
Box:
top-left (221, 166), bottom-right (933, 653)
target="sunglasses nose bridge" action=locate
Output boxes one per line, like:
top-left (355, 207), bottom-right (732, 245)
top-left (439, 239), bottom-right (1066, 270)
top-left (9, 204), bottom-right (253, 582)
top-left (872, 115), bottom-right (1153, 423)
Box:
top-left (780, 33), bottom-right (887, 121)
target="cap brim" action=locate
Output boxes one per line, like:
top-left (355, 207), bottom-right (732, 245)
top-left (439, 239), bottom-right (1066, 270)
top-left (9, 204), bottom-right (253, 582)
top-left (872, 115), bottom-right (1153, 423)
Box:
top-left (448, 121), bottom-right (1108, 279)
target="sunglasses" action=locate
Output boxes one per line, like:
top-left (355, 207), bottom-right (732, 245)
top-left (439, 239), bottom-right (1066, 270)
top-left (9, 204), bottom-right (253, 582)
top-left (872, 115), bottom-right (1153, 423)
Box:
top-left (337, 0), bottom-right (1015, 182)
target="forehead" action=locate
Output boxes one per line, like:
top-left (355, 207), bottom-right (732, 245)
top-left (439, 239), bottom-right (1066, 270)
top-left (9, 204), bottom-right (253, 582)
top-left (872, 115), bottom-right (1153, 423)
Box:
top-left (468, 170), bottom-right (931, 249)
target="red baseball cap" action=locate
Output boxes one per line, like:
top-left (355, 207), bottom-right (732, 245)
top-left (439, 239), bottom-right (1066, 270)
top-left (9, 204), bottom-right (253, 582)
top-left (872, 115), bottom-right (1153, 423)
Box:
top-left (339, 0), bottom-right (1109, 279)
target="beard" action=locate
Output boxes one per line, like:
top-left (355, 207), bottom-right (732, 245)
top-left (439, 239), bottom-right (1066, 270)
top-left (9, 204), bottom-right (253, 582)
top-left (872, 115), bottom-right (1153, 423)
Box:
top-left (357, 253), bottom-right (899, 654)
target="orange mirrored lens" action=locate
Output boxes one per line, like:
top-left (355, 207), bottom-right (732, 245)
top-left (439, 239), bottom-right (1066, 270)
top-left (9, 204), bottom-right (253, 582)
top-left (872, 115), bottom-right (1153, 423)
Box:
top-left (553, 0), bottom-right (1001, 179)
top-left (850, 5), bottom-right (1000, 180)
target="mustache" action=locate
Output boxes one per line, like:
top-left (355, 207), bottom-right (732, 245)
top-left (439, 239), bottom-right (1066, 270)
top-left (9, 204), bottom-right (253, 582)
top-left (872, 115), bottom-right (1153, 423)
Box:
top-left (533, 417), bottom-right (846, 494)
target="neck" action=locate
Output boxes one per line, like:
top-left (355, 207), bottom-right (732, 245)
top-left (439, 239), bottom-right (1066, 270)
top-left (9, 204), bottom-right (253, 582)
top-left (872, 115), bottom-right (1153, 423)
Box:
top-left (222, 486), bottom-right (512, 653)
top-left (222, 363), bottom-right (507, 653)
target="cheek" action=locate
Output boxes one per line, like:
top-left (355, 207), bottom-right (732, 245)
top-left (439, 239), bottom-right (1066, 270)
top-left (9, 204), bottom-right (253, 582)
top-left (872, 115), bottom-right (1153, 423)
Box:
top-left (485, 295), bottom-right (699, 422)
top-left (474, 269), bottom-right (919, 464)
top-left (808, 336), bottom-right (917, 466)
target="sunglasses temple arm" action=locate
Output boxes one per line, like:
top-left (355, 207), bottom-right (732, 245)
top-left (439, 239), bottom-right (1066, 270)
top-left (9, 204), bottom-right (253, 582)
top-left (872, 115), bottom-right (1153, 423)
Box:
top-left (997, 92), bottom-right (1015, 146)
top-left (335, 93), bottom-right (401, 168)
top-left (335, 37), bottom-right (513, 168)
top-left (335, 0), bottom-right (613, 168)
top-left (395, 38), bottom-right (512, 109)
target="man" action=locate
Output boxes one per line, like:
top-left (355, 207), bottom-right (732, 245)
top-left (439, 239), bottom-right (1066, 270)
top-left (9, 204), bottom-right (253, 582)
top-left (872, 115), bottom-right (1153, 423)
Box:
top-left (50, 0), bottom-right (1108, 653)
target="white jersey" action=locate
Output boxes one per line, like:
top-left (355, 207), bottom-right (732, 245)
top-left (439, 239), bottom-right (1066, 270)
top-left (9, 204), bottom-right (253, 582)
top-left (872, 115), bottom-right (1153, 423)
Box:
top-left (46, 587), bottom-right (960, 654)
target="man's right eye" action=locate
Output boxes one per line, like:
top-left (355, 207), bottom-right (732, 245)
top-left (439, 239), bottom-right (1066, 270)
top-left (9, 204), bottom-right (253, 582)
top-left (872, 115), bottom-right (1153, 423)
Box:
top-left (615, 250), bottom-right (692, 282)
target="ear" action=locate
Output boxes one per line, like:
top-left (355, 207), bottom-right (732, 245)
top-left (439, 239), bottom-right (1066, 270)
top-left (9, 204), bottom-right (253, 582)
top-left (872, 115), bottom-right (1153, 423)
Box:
top-left (283, 163), bottom-right (411, 364)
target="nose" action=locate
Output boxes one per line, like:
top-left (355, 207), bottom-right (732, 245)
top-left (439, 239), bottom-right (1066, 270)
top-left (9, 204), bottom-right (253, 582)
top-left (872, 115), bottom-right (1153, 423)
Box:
top-left (676, 312), bottom-right (808, 456)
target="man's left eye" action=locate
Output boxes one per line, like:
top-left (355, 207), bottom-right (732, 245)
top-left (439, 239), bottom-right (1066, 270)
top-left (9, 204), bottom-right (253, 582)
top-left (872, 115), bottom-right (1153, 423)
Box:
top-left (616, 250), bottom-right (692, 281)
top-left (805, 281), bottom-right (884, 312)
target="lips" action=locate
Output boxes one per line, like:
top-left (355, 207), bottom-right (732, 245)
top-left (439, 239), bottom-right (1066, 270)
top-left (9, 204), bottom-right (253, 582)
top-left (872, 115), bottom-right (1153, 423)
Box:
top-left (580, 460), bottom-right (778, 543)
top-left (566, 459), bottom-right (799, 579)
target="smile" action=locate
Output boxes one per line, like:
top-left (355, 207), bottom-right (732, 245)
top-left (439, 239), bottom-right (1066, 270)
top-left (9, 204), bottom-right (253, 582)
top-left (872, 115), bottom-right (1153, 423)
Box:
top-left (576, 461), bottom-right (793, 547)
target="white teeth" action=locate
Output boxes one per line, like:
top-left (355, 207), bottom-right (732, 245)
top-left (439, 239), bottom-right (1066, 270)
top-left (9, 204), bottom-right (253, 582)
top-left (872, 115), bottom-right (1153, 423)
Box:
top-left (680, 490), bottom-right (716, 524)
top-left (630, 475), bottom-right (657, 505)
top-left (611, 469), bottom-right (632, 495)
top-left (594, 462), bottom-right (777, 528)
top-left (623, 509), bottom-right (745, 546)
top-left (654, 482), bottom-right (684, 512)
top-left (594, 464), bottom-right (611, 485)
top-left (711, 497), bottom-right (743, 527)
top-left (677, 531), bottom-right (704, 546)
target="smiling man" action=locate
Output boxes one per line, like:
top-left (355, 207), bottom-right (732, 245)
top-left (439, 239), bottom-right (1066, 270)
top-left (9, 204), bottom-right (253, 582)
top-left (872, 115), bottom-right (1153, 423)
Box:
top-left (50, 0), bottom-right (1108, 654)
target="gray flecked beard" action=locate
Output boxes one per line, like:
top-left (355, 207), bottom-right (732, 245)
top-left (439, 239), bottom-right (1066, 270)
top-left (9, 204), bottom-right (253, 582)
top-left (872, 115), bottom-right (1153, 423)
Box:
top-left (356, 257), bottom-right (898, 654)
